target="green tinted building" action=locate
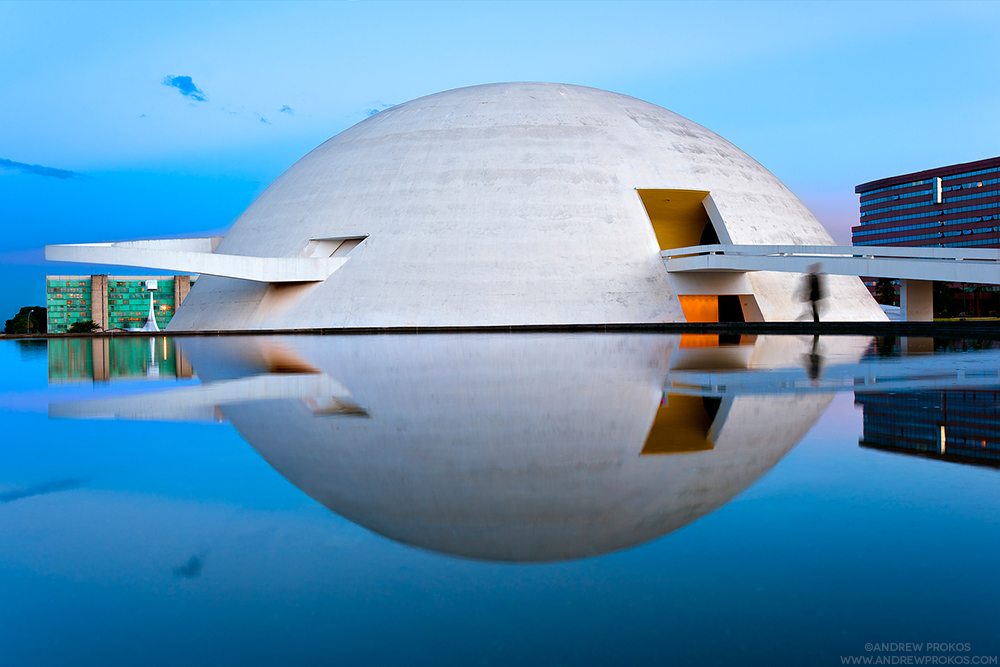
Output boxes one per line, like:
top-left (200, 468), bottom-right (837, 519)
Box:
top-left (47, 337), bottom-right (194, 382)
top-left (46, 275), bottom-right (196, 333)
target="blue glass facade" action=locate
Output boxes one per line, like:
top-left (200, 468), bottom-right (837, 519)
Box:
top-left (853, 157), bottom-right (1000, 247)
top-left (856, 389), bottom-right (1000, 467)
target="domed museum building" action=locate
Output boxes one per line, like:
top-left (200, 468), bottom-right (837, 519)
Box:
top-left (51, 83), bottom-right (886, 330)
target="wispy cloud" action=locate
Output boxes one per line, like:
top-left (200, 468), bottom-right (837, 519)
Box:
top-left (279, 105), bottom-right (294, 115)
top-left (173, 555), bottom-right (203, 578)
top-left (364, 102), bottom-right (394, 117)
top-left (0, 478), bottom-right (86, 503)
top-left (0, 158), bottom-right (84, 180)
top-left (257, 114), bottom-right (271, 125)
top-left (162, 75), bottom-right (207, 102)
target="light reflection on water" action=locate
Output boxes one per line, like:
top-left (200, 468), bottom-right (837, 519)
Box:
top-left (2, 334), bottom-right (999, 666)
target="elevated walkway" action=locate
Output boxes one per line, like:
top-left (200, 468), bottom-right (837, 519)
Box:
top-left (663, 244), bottom-right (1000, 321)
top-left (667, 347), bottom-right (1000, 398)
top-left (663, 244), bottom-right (1000, 283)
top-left (44, 237), bottom-right (355, 283)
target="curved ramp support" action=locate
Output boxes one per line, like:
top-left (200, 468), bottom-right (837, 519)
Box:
top-left (45, 238), bottom-right (349, 283)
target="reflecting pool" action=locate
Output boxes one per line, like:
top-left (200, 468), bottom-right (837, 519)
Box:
top-left (2, 334), bottom-right (999, 666)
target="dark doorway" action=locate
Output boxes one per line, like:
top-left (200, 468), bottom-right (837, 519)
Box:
top-left (699, 221), bottom-right (720, 246)
top-left (718, 295), bottom-right (745, 322)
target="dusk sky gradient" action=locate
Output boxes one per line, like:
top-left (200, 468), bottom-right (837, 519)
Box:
top-left (2, 0), bottom-right (999, 318)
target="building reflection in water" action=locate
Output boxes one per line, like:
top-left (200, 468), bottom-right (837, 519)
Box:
top-left (49, 333), bottom-right (869, 562)
top-left (855, 336), bottom-right (1000, 468)
top-left (857, 390), bottom-right (1000, 467)
top-left (47, 337), bottom-right (193, 383)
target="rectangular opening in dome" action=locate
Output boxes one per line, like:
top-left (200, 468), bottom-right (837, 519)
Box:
top-left (678, 295), bottom-right (761, 323)
top-left (637, 189), bottom-right (716, 250)
top-left (678, 295), bottom-right (718, 322)
top-left (302, 236), bottom-right (367, 258)
top-left (640, 394), bottom-right (719, 455)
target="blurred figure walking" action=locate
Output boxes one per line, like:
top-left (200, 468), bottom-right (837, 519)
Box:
top-left (799, 263), bottom-right (827, 323)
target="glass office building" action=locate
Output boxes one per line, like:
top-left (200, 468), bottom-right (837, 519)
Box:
top-left (46, 275), bottom-right (196, 333)
top-left (853, 156), bottom-right (1000, 247)
top-left (47, 337), bottom-right (194, 383)
top-left (856, 389), bottom-right (1000, 467)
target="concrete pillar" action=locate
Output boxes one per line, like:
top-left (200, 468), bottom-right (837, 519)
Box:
top-left (174, 275), bottom-right (191, 311)
top-left (175, 347), bottom-right (193, 379)
top-left (90, 274), bottom-right (109, 329)
top-left (902, 337), bottom-right (934, 355)
top-left (91, 337), bottom-right (110, 381)
top-left (900, 279), bottom-right (933, 322)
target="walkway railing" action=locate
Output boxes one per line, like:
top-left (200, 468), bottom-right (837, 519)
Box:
top-left (662, 244), bottom-right (1000, 284)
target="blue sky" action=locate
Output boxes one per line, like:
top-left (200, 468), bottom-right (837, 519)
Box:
top-left (2, 0), bottom-right (999, 318)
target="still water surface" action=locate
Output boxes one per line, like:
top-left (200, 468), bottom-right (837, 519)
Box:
top-left (1, 334), bottom-right (999, 666)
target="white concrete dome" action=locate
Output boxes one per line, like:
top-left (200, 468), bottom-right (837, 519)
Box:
top-left (169, 82), bottom-right (883, 330)
top-left (180, 334), bottom-right (837, 562)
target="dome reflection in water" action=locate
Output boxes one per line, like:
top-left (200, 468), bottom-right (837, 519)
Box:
top-left (52, 333), bottom-right (869, 562)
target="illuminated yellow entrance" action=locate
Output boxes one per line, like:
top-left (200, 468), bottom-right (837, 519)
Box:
top-left (641, 394), bottom-right (721, 455)
top-left (637, 188), bottom-right (752, 323)
top-left (676, 295), bottom-right (749, 323)
top-left (637, 189), bottom-right (714, 250)
top-left (678, 295), bottom-right (718, 322)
